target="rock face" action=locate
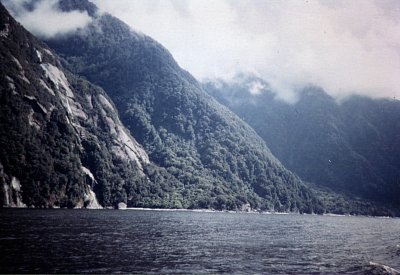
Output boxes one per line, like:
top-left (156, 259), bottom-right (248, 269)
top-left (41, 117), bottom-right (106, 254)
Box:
top-left (84, 185), bottom-right (102, 209)
top-left (2, 0), bottom-right (399, 214)
top-left (117, 202), bottom-right (127, 210)
top-left (42, 0), bottom-right (324, 213)
top-left (0, 2), bottom-right (160, 209)
top-left (0, 163), bottom-right (26, 208)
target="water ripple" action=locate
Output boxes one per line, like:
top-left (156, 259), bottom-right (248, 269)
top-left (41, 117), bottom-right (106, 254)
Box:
top-left (0, 209), bottom-right (399, 274)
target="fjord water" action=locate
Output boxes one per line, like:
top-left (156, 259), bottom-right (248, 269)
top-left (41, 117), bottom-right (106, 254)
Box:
top-left (0, 210), bottom-right (399, 274)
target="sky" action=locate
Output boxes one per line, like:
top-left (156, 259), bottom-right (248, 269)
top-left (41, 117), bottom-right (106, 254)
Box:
top-left (3, 0), bottom-right (400, 102)
top-left (92, 0), bottom-right (400, 102)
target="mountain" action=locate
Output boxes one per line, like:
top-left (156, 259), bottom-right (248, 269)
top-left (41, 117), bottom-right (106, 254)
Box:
top-left (0, 1), bottom-right (184, 209)
top-left (2, 0), bottom-right (398, 215)
top-left (203, 74), bottom-right (400, 213)
top-left (21, 0), bottom-right (327, 213)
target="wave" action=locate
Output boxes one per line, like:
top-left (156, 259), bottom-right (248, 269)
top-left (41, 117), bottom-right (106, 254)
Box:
top-left (367, 262), bottom-right (400, 275)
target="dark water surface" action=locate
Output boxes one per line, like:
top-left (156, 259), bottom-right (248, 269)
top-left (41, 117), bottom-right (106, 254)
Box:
top-left (0, 209), bottom-right (399, 274)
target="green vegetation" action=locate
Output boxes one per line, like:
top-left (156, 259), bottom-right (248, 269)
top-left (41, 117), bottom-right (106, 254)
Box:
top-left (0, 7), bottom-right (85, 207)
top-left (6, 0), bottom-right (395, 215)
top-left (204, 75), bottom-right (400, 215)
top-left (44, 6), bottom-right (324, 213)
top-left (0, 3), bottom-right (177, 209)
top-left (2, 0), bottom-right (398, 215)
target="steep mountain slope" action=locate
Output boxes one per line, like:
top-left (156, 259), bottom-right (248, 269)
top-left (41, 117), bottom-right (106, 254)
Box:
top-left (0, 2), bottom-right (181, 209)
top-left (203, 75), bottom-right (400, 211)
top-left (35, 0), bottom-right (325, 212)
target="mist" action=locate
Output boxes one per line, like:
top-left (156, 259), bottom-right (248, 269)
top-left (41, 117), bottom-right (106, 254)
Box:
top-left (2, 0), bottom-right (92, 38)
top-left (93, 0), bottom-right (400, 102)
top-left (2, 0), bottom-right (399, 102)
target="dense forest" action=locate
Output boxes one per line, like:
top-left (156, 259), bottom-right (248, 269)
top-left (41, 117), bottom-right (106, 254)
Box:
top-left (0, 2), bottom-right (181, 209)
top-left (2, 0), bottom-right (399, 216)
top-left (204, 74), bottom-right (400, 215)
top-left (43, 0), bottom-right (325, 213)
top-left (0, 1), bottom-right (325, 213)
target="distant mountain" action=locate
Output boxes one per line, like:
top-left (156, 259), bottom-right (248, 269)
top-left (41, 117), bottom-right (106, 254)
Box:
top-left (36, 0), bottom-right (325, 213)
top-left (0, 2), bottom-right (182, 209)
top-left (203, 74), bottom-right (400, 213)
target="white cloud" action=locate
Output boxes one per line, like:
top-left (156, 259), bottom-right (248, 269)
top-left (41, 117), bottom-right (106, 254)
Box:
top-left (4, 0), bottom-right (399, 102)
top-left (248, 81), bottom-right (265, 96)
top-left (2, 0), bottom-right (92, 38)
top-left (93, 0), bottom-right (400, 102)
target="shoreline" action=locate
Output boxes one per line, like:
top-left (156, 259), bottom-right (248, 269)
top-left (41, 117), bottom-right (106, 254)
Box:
top-left (0, 206), bottom-right (396, 218)
top-left (116, 207), bottom-right (397, 218)
top-left (121, 207), bottom-right (395, 218)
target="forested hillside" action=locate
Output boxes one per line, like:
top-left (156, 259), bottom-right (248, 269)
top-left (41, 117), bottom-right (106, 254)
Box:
top-left (5, 0), bottom-right (397, 215)
top-left (0, 2), bottom-right (181, 209)
top-left (41, 0), bottom-right (324, 212)
top-left (204, 75), bottom-right (400, 213)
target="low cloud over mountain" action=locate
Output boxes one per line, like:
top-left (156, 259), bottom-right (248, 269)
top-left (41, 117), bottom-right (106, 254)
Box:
top-left (2, 0), bottom-right (92, 38)
top-left (93, 0), bottom-right (400, 102)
